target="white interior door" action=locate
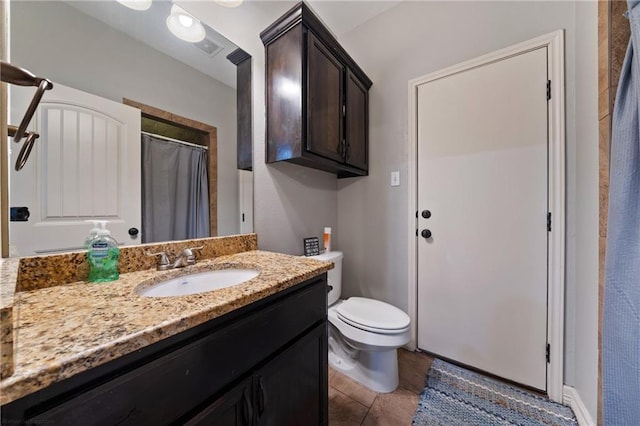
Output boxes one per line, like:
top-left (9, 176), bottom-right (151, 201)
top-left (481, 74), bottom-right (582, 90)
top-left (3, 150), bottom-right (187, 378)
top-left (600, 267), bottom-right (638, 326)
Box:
top-left (9, 83), bottom-right (141, 255)
top-left (417, 47), bottom-right (549, 390)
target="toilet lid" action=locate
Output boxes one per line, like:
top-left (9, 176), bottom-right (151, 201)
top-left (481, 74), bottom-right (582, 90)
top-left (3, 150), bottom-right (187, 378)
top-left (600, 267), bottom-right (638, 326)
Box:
top-left (336, 297), bottom-right (410, 332)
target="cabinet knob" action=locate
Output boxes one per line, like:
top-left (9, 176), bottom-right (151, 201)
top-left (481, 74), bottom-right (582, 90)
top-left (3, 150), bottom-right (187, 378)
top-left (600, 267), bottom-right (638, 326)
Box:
top-left (421, 229), bottom-right (432, 239)
top-left (338, 139), bottom-right (346, 158)
top-left (421, 210), bottom-right (431, 219)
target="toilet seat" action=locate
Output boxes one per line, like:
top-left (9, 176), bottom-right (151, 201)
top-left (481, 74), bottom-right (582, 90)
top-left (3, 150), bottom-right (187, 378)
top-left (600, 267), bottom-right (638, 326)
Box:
top-left (335, 297), bottom-right (410, 335)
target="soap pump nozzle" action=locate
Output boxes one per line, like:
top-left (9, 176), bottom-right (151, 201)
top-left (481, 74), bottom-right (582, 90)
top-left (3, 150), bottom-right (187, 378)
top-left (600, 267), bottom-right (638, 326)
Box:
top-left (84, 220), bottom-right (102, 248)
top-left (96, 220), bottom-right (110, 236)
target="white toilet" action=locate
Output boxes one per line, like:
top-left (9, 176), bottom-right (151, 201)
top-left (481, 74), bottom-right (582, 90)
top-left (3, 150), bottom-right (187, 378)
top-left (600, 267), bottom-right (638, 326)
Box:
top-left (309, 251), bottom-right (411, 393)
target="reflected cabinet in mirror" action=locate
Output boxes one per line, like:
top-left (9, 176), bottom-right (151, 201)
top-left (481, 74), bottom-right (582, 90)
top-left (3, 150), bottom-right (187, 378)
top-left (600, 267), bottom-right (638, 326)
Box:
top-left (7, 0), bottom-right (252, 257)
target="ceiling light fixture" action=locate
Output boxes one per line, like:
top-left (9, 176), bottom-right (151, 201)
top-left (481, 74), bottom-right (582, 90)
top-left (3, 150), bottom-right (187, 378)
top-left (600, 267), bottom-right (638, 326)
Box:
top-left (166, 4), bottom-right (206, 43)
top-left (116, 0), bottom-right (152, 11)
top-left (215, 0), bottom-right (243, 8)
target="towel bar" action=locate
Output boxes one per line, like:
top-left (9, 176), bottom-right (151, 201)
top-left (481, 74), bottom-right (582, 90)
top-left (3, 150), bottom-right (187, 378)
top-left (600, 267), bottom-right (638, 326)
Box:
top-left (1, 61), bottom-right (53, 170)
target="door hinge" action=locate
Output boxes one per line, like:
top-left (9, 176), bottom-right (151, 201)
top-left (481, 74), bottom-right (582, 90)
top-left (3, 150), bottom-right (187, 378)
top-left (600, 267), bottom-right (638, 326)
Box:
top-left (546, 80), bottom-right (551, 101)
top-left (547, 212), bottom-right (552, 232)
top-left (546, 343), bottom-right (551, 363)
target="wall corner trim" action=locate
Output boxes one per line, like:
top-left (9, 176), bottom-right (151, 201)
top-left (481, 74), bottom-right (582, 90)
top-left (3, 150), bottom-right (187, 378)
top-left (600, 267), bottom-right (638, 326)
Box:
top-left (563, 385), bottom-right (596, 426)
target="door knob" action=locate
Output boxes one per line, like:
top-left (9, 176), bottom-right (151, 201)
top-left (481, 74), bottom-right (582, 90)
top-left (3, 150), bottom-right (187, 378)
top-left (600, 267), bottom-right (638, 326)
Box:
top-left (421, 210), bottom-right (431, 219)
top-left (421, 229), bottom-right (432, 239)
top-left (10, 206), bottom-right (30, 222)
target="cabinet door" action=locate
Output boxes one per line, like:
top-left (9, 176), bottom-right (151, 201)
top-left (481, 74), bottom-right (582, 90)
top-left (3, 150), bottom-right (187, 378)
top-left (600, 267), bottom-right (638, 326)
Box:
top-left (184, 377), bottom-right (253, 426)
top-left (265, 24), bottom-right (303, 163)
top-left (256, 323), bottom-right (328, 426)
top-left (236, 56), bottom-right (253, 171)
top-left (345, 70), bottom-right (368, 170)
top-left (307, 32), bottom-right (344, 163)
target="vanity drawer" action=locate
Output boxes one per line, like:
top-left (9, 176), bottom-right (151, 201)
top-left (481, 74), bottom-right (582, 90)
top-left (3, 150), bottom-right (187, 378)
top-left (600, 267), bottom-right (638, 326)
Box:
top-left (18, 277), bottom-right (327, 425)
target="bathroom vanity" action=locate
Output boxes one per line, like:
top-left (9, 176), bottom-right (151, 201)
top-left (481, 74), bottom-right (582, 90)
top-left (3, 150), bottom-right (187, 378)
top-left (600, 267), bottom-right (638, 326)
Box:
top-left (0, 238), bottom-right (331, 425)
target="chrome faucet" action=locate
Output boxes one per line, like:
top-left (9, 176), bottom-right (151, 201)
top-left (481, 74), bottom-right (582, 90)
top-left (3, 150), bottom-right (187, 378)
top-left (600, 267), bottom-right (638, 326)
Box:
top-left (146, 246), bottom-right (203, 271)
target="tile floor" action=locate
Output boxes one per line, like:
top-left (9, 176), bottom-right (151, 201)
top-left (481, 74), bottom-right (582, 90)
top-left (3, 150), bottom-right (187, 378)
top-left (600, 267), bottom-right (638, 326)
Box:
top-left (329, 349), bottom-right (434, 425)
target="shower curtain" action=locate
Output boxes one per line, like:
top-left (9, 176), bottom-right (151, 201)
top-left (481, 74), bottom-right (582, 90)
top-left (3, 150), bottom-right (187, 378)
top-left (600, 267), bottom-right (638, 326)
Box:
top-left (603, 1), bottom-right (640, 424)
top-left (141, 134), bottom-right (210, 243)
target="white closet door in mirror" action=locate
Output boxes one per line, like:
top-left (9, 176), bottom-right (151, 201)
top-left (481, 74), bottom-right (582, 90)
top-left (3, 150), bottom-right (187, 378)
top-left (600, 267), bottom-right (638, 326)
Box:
top-left (9, 83), bottom-right (141, 256)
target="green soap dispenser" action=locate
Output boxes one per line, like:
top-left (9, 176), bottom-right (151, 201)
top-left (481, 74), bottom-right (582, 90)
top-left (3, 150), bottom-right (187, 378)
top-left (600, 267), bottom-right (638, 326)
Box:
top-left (87, 221), bottom-right (120, 283)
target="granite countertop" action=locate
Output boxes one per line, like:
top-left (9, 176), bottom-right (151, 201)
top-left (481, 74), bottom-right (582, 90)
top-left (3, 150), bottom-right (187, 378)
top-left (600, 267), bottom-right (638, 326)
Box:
top-left (1, 258), bottom-right (20, 380)
top-left (0, 257), bottom-right (19, 310)
top-left (0, 250), bottom-right (332, 405)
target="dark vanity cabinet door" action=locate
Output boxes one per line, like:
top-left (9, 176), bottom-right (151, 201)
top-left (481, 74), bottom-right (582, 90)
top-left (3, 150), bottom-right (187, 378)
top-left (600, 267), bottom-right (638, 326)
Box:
top-left (185, 377), bottom-right (253, 426)
top-left (188, 323), bottom-right (327, 426)
top-left (345, 70), bottom-right (368, 171)
top-left (307, 32), bottom-right (344, 164)
top-left (256, 323), bottom-right (328, 426)
top-left (188, 324), bottom-right (327, 426)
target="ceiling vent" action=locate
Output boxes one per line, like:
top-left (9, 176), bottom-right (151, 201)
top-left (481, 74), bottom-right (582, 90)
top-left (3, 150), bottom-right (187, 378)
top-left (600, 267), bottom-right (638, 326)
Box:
top-left (194, 35), bottom-right (223, 57)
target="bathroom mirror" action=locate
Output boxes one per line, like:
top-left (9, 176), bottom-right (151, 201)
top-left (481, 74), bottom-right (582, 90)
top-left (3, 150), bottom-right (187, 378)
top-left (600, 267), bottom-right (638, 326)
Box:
top-left (7, 0), bottom-right (253, 257)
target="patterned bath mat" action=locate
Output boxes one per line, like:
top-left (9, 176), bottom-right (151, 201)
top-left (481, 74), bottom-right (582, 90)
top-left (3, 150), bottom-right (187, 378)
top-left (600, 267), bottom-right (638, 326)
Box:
top-left (413, 359), bottom-right (577, 425)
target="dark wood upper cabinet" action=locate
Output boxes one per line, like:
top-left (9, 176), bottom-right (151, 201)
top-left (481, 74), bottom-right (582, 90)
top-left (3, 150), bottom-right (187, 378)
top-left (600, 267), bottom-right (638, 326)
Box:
top-left (345, 70), bottom-right (368, 170)
top-left (227, 48), bottom-right (253, 171)
top-left (265, 27), bottom-right (303, 163)
top-left (261, 2), bottom-right (372, 178)
top-left (307, 32), bottom-right (344, 164)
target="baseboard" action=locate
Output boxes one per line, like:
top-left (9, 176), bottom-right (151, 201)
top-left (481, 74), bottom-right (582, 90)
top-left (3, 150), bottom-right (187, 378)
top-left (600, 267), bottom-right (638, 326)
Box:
top-left (403, 341), bottom-right (417, 352)
top-left (563, 385), bottom-right (596, 426)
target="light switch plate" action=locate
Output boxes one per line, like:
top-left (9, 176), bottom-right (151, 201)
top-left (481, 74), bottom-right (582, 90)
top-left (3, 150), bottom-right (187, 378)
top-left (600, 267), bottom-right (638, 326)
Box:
top-left (391, 171), bottom-right (400, 187)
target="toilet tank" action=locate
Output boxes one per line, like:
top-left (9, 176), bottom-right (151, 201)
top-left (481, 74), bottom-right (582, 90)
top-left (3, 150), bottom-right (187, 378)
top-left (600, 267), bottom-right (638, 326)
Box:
top-left (308, 251), bottom-right (343, 306)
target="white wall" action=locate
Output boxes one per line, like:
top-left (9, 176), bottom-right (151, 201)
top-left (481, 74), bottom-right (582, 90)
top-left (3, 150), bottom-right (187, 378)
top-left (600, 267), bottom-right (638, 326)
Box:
top-left (10, 1), bottom-right (239, 236)
top-left (337, 0), bottom-right (598, 420)
top-left (573, 0), bottom-right (600, 417)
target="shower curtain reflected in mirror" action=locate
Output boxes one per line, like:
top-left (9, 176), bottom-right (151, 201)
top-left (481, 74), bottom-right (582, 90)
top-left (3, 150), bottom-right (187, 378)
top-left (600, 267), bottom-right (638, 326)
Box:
top-left (141, 133), bottom-right (210, 243)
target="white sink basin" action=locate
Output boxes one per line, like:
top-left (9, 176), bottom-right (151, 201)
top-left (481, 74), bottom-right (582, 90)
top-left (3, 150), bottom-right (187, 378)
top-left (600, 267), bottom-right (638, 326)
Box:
top-left (137, 269), bottom-right (260, 298)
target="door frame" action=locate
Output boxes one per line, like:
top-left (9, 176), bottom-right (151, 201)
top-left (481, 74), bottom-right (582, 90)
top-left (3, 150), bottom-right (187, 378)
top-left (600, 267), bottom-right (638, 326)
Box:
top-left (406, 30), bottom-right (565, 402)
top-left (122, 98), bottom-right (218, 238)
